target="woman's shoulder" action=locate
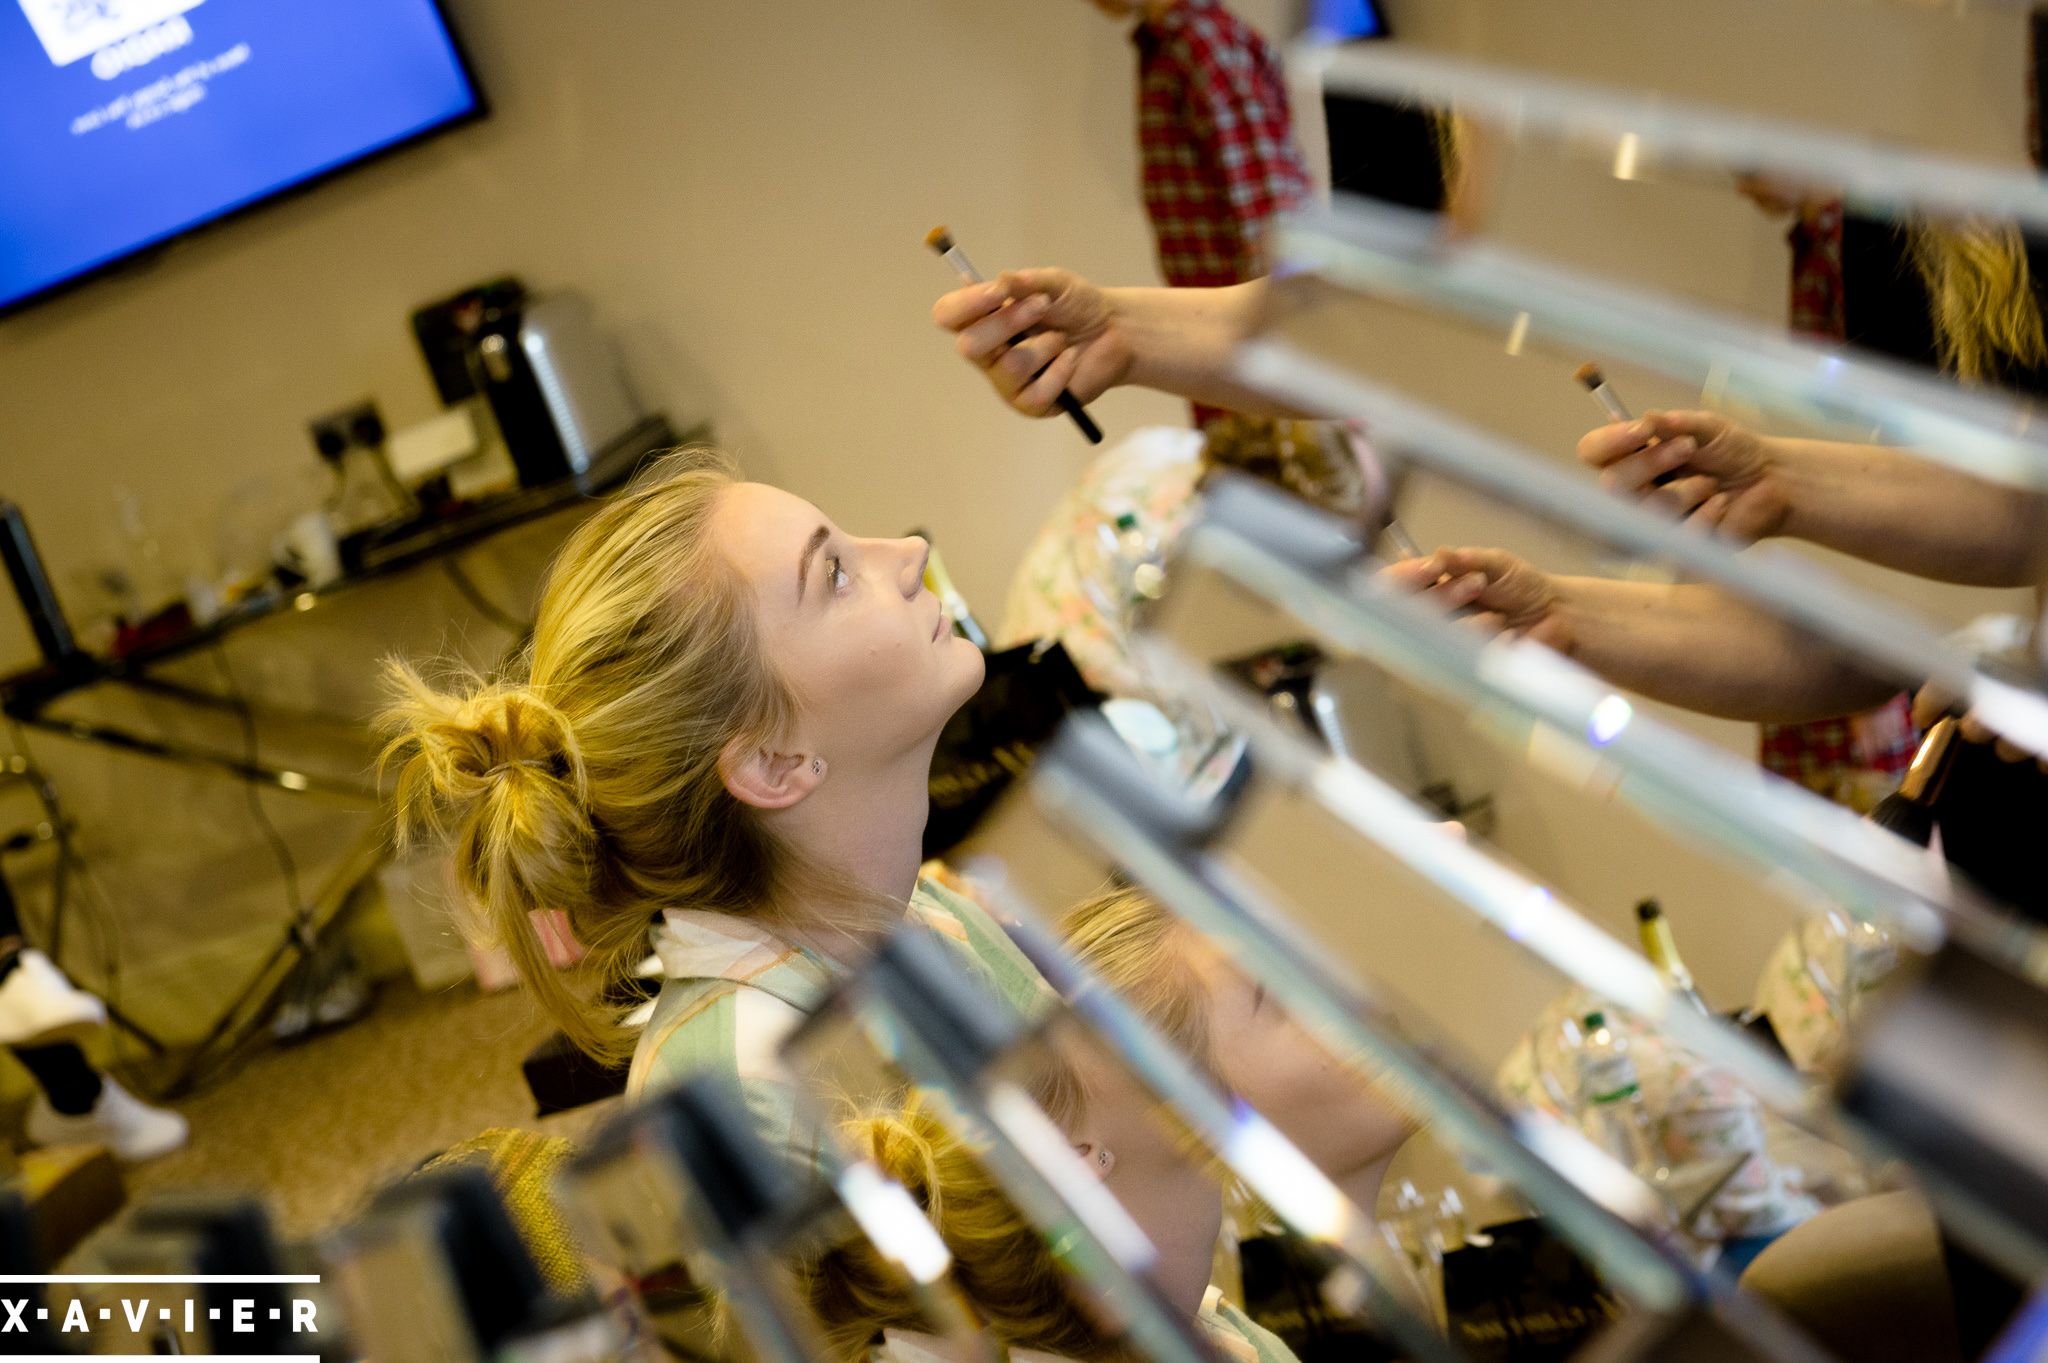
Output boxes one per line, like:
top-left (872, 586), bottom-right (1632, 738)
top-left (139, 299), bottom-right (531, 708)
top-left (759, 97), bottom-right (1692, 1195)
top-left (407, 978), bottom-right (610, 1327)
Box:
top-left (910, 871), bottom-right (1056, 1019)
top-left (628, 974), bottom-right (810, 1103)
top-left (1200, 1288), bottom-right (1301, 1363)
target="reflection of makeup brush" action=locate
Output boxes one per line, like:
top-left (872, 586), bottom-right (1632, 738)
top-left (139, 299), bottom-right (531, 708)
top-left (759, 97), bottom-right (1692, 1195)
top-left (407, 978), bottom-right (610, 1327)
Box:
top-left (927, 226), bottom-right (1103, 445)
top-left (1383, 522), bottom-right (1422, 559)
top-left (1574, 362), bottom-right (1632, 425)
top-left (1575, 362), bottom-right (1679, 488)
top-left (1869, 717), bottom-right (1959, 848)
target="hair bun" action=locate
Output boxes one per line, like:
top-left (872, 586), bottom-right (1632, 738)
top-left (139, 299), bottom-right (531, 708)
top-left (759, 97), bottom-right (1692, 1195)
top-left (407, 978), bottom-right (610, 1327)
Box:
top-left (378, 665), bottom-right (593, 849)
top-left (466, 688), bottom-right (585, 788)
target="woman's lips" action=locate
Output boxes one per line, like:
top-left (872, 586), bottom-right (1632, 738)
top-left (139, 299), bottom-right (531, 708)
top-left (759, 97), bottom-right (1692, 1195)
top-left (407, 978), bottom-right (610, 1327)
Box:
top-left (933, 608), bottom-right (949, 642)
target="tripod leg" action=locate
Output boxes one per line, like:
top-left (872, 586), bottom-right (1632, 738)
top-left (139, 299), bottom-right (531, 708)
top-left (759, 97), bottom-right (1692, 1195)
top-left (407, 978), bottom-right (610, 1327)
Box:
top-left (101, 998), bottom-right (166, 1055)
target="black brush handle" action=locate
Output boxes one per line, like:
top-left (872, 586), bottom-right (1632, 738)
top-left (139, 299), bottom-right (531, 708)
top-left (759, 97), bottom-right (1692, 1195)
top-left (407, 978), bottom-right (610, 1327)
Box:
top-left (1054, 390), bottom-right (1103, 444)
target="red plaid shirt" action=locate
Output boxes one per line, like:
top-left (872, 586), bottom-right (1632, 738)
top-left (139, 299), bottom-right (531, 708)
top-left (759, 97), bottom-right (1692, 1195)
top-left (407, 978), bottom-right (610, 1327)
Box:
top-left (1134, 1), bottom-right (1309, 290)
top-left (1761, 200), bottom-right (1911, 804)
top-left (1786, 199), bottom-right (1846, 343)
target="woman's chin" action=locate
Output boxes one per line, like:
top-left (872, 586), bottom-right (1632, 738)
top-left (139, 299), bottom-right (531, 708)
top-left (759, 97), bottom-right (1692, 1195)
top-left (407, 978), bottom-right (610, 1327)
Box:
top-left (951, 638), bottom-right (988, 692)
top-left (929, 649), bottom-right (986, 728)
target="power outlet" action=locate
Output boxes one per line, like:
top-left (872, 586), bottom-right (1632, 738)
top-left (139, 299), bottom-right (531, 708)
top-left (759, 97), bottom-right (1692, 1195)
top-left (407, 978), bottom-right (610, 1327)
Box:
top-left (307, 399), bottom-right (386, 465)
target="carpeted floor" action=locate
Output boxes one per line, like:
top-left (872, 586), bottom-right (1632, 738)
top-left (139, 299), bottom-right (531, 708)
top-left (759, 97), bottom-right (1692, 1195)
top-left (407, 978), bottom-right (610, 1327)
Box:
top-left (101, 977), bottom-right (616, 1246)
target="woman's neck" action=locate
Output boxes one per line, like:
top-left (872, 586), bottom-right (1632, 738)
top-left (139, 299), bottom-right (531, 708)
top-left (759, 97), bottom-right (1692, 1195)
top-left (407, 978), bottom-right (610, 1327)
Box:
top-left (1338, 1151), bottom-right (1398, 1223)
top-left (763, 741), bottom-right (936, 950)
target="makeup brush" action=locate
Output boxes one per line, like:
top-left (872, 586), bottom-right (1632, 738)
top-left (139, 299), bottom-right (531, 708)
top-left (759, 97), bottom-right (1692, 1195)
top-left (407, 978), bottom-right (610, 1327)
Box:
top-left (1574, 362), bottom-right (1633, 424)
top-left (927, 226), bottom-right (1103, 444)
top-left (1869, 716), bottom-right (1960, 848)
top-left (1576, 362), bottom-right (1680, 489)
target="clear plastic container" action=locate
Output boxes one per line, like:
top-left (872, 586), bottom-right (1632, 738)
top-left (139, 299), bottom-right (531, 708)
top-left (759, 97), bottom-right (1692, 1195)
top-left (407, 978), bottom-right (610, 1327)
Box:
top-left (1575, 1011), bottom-right (1658, 1176)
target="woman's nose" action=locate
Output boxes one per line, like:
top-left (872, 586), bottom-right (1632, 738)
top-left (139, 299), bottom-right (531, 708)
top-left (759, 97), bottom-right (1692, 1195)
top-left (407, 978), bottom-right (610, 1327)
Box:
top-left (898, 536), bottom-right (930, 598)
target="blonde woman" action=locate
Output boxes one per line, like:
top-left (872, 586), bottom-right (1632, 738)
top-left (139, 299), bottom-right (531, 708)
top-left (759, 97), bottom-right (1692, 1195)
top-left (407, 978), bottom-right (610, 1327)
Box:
top-left (381, 454), bottom-right (1425, 1357)
top-left (813, 1095), bottom-right (1295, 1363)
top-left (806, 888), bottom-right (1420, 1362)
top-left (1057, 889), bottom-right (1418, 1221)
top-left (381, 449), bottom-right (1053, 1157)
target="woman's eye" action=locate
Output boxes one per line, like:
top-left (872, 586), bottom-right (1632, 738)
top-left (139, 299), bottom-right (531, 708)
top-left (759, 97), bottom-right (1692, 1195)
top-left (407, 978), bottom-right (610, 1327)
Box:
top-left (828, 556), bottom-right (849, 592)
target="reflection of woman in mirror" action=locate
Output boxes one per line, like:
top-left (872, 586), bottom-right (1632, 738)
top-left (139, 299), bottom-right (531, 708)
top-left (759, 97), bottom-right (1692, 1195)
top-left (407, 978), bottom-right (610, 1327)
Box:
top-left (806, 887), bottom-right (1421, 1363)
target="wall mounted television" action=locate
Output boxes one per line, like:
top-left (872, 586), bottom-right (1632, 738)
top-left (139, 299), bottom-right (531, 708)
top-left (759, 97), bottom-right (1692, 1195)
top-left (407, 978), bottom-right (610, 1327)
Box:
top-left (1, 0), bottom-right (485, 317)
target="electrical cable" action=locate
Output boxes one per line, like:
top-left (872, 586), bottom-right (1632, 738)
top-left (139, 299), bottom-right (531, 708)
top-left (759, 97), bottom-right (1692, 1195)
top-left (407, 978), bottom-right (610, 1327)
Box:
top-left (210, 650), bottom-right (309, 916)
top-left (208, 647), bottom-right (323, 1032)
top-left (2, 720), bottom-right (149, 1093)
top-left (441, 557), bottom-right (533, 638)
top-left (0, 728), bottom-right (69, 963)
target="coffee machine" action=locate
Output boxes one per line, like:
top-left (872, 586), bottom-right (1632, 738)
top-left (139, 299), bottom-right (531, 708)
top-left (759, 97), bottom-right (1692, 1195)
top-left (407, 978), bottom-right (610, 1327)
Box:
top-left (411, 279), bottom-right (645, 490)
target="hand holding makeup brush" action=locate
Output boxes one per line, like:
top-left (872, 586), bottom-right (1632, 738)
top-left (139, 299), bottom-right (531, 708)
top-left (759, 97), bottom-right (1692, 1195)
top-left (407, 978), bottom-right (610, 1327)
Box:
top-left (1577, 410), bottom-right (1792, 543)
top-left (1912, 680), bottom-right (2048, 769)
top-left (1380, 547), bottom-right (1575, 651)
top-left (932, 267), bottom-right (1134, 421)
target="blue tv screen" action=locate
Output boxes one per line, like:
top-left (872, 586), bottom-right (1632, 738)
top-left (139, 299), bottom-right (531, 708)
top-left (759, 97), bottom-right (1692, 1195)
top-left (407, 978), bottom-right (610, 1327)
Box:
top-left (1308, 0), bottom-right (1386, 41)
top-left (0, 0), bottom-right (482, 315)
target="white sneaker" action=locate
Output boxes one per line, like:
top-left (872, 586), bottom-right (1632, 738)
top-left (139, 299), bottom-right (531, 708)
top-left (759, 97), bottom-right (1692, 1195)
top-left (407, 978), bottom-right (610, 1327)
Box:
top-left (27, 1076), bottom-right (189, 1164)
top-left (0, 950), bottom-right (105, 1047)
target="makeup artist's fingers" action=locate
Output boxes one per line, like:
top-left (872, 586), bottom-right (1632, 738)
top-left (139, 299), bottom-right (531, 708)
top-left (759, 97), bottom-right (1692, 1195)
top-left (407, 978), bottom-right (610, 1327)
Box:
top-left (1645, 473), bottom-right (1720, 519)
top-left (1577, 418), bottom-right (1657, 471)
top-left (1689, 491), bottom-right (1734, 533)
top-left (1374, 554), bottom-right (1447, 593)
top-left (1434, 545), bottom-right (1528, 584)
top-left (993, 329), bottom-right (1070, 391)
top-left (1433, 547), bottom-right (1540, 613)
top-left (931, 280), bottom-right (1006, 332)
top-left (1654, 412), bottom-right (1774, 484)
top-left (1958, 711), bottom-right (2003, 747)
top-left (997, 268), bottom-right (1086, 311)
top-left (1013, 347), bottom-right (1083, 418)
top-left (999, 269), bottom-right (1118, 350)
top-left (1911, 682), bottom-right (1960, 731)
top-left (1458, 610), bottom-right (1508, 636)
top-left (1428, 571), bottom-right (1489, 612)
top-left (1579, 411), bottom-right (1739, 471)
top-left (1600, 436), bottom-right (1700, 496)
top-left (954, 294), bottom-right (1050, 365)
top-left (1956, 712), bottom-right (2039, 763)
top-left (1646, 410), bottom-right (1737, 446)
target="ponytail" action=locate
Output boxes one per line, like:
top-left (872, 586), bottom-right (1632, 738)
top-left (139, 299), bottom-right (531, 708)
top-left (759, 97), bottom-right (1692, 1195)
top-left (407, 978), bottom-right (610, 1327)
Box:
top-left (378, 448), bottom-right (802, 1063)
top-left (1907, 218), bottom-right (2048, 385)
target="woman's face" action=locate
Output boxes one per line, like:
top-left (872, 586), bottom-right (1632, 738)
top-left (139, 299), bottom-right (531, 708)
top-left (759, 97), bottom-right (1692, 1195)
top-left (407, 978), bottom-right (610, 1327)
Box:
top-left (712, 482), bottom-right (985, 773)
top-left (1189, 941), bottom-right (1418, 1180)
top-left (1068, 1045), bottom-right (1223, 1321)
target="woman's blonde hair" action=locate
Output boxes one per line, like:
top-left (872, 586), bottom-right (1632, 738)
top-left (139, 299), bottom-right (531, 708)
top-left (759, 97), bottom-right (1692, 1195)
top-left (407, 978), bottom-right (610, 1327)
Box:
top-left (1906, 219), bottom-right (2048, 385)
top-left (1057, 886), bottom-right (1218, 1082)
top-left (379, 448), bottom-right (805, 1062)
top-left (801, 886), bottom-right (1217, 1361)
top-left (807, 1095), bottom-right (1123, 1362)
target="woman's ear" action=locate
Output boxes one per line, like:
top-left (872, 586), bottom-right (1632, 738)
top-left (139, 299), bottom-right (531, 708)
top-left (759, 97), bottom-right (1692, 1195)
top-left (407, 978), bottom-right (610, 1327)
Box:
top-left (1071, 1140), bottom-right (1116, 1180)
top-left (719, 736), bottom-right (823, 811)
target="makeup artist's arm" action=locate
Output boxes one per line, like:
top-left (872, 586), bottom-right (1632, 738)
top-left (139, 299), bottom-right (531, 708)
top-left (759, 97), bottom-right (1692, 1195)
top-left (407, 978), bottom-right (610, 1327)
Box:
top-left (1579, 411), bottom-right (2048, 588)
top-left (1398, 547), bottom-right (1901, 723)
top-left (931, 269), bottom-right (1316, 419)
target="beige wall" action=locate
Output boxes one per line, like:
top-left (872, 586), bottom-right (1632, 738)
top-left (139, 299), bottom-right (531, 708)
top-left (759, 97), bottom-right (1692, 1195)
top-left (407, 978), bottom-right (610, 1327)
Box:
top-left (0, 0), bottom-right (1249, 1039)
top-left (0, 0), bottom-right (2036, 1062)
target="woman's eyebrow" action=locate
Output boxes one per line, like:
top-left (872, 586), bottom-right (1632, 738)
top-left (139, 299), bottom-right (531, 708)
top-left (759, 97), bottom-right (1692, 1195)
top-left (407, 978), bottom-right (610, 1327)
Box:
top-left (1251, 983), bottom-right (1267, 1015)
top-left (794, 525), bottom-right (830, 604)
